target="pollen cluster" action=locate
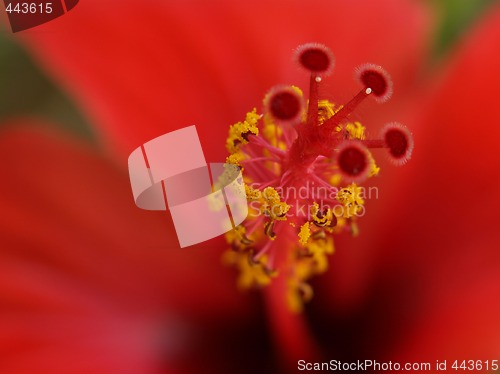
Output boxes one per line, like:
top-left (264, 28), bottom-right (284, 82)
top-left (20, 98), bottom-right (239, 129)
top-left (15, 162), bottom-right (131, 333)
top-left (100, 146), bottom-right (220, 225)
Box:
top-left (223, 43), bottom-right (414, 312)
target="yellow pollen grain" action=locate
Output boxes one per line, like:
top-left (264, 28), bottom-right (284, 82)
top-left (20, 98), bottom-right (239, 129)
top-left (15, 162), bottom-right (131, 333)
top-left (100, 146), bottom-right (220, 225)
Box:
top-left (336, 184), bottom-right (365, 218)
top-left (306, 236), bottom-right (334, 273)
top-left (286, 230), bottom-right (336, 312)
top-left (345, 121), bottom-right (366, 140)
top-left (286, 277), bottom-right (314, 314)
top-left (298, 222), bottom-right (311, 246)
top-left (317, 100), bottom-right (338, 125)
top-left (334, 120), bottom-right (366, 140)
top-left (261, 187), bottom-right (290, 221)
top-left (368, 153), bottom-right (380, 177)
top-left (226, 152), bottom-right (245, 166)
top-left (222, 251), bottom-right (274, 289)
top-left (245, 108), bottom-right (262, 125)
top-left (226, 108), bottom-right (260, 154)
top-left (225, 225), bottom-right (248, 244)
top-left (245, 184), bottom-right (262, 202)
top-left (310, 202), bottom-right (335, 227)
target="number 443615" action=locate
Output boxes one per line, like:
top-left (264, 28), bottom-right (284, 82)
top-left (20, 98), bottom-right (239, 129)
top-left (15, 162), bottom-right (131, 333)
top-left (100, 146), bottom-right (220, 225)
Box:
top-left (5, 3), bottom-right (53, 14)
top-left (452, 360), bottom-right (498, 371)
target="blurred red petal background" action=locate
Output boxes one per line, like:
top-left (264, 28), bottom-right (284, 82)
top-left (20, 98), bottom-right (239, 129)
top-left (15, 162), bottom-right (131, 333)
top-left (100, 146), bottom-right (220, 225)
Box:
top-left (310, 2), bottom-right (500, 365)
top-left (1, 0), bottom-right (499, 372)
top-left (0, 124), bottom-right (269, 373)
top-left (382, 4), bottom-right (500, 361)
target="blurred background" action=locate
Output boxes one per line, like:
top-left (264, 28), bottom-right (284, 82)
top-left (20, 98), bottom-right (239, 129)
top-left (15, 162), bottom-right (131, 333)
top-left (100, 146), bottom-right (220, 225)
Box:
top-left (1, 0), bottom-right (500, 373)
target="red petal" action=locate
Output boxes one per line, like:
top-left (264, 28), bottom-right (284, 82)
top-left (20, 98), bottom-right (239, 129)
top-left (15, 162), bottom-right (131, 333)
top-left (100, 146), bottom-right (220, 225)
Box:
top-left (383, 6), bottom-right (500, 361)
top-left (315, 5), bottom-right (500, 362)
top-left (0, 124), bottom-right (257, 373)
top-left (263, 233), bottom-right (320, 371)
top-left (16, 0), bottom-right (431, 162)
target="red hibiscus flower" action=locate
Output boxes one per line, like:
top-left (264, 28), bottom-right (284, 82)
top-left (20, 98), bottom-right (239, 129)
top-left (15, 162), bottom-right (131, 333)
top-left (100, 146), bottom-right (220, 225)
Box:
top-left (1, 0), bottom-right (498, 373)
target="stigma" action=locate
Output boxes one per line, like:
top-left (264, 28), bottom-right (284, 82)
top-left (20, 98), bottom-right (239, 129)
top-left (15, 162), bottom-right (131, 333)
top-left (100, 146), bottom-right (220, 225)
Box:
top-left (223, 43), bottom-right (414, 313)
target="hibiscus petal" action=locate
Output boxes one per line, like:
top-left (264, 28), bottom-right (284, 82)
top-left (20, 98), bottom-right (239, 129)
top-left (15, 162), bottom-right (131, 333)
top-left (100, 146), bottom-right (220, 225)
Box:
top-left (381, 5), bottom-right (500, 361)
top-left (0, 124), bottom-right (264, 373)
top-left (314, 4), bottom-right (500, 362)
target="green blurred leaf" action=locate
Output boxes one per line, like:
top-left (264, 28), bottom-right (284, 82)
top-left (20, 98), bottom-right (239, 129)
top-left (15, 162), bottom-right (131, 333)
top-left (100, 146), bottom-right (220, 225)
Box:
top-left (0, 31), bottom-right (95, 142)
top-left (430, 0), bottom-right (499, 58)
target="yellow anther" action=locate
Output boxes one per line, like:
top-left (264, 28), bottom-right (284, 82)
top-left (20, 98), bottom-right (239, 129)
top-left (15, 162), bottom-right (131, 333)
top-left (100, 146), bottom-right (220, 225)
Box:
top-left (222, 250), bottom-right (274, 289)
top-left (286, 277), bottom-right (314, 314)
top-left (264, 220), bottom-right (277, 240)
top-left (318, 100), bottom-right (338, 125)
top-left (226, 108), bottom-right (260, 154)
top-left (344, 121), bottom-right (366, 140)
top-left (298, 222), bottom-right (311, 246)
top-left (336, 184), bottom-right (365, 218)
top-left (245, 184), bottom-right (261, 201)
top-left (306, 236), bottom-right (334, 273)
top-left (226, 153), bottom-right (245, 166)
top-left (261, 187), bottom-right (290, 220)
top-left (368, 153), bottom-right (380, 177)
top-left (225, 225), bottom-right (253, 248)
top-left (245, 108), bottom-right (261, 125)
top-left (335, 120), bottom-right (366, 140)
top-left (310, 202), bottom-right (335, 227)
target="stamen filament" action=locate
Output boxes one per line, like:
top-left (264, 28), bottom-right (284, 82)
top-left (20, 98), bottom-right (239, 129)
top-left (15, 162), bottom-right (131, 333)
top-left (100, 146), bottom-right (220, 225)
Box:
top-left (246, 215), bottom-right (266, 237)
top-left (254, 238), bottom-right (275, 261)
top-left (280, 169), bottom-right (294, 189)
top-left (241, 156), bottom-right (279, 164)
top-left (281, 126), bottom-right (296, 147)
top-left (255, 222), bottom-right (286, 264)
top-left (240, 158), bottom-right (275, 181)
top-left (252, 178), bottom-right (281, 190)
top-left (310, 173), bottom-right (337, 191)
top-left (249, 136), bottom-right (287, 156)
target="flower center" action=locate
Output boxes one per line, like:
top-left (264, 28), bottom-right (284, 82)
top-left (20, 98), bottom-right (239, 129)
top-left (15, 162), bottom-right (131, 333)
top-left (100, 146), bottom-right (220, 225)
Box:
top-left (223, 43), bottom-right (414, 312)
